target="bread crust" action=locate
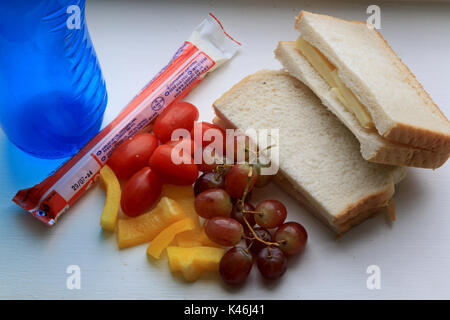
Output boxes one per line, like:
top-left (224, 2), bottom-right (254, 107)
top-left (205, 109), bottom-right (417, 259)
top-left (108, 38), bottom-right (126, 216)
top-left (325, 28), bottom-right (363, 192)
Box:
top-left (371, 28), bottom-right (450, 152)
top-left (365, 142), bottom-right (449, 169)
top-left (294, 11), bottom-right (450, 154)
top-left (274, 172), bottom-right (388, 234)
top-left (212, 98), bottom-right (398, 235)
top-left (275, 40), bottom-right (450, 169)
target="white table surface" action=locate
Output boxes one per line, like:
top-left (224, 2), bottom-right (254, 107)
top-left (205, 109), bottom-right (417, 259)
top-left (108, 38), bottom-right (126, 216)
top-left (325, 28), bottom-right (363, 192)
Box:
top-left (1, 0), bottom-right (450, 300)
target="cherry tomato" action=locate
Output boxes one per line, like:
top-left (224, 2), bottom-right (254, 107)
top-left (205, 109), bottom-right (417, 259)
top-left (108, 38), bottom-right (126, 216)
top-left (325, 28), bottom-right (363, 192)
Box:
top-left (148, 144), bottom-right (199, 185)
top-left (107, 133), bottom-right (158, 180)
top-left (165, 138), bottom-right (197, 156)
top-left (153, 101), bottom-right (199, 143)
top-left (121, 167), bottom-right (163, 217)
top-left (191, 122), bottom-right (227, 171)
top-left (190, 121), bottom-right (226, 149)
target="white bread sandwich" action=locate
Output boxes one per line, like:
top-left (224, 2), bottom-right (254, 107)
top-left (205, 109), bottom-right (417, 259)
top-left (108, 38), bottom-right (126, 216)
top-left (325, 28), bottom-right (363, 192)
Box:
top-left (213, 70), bottom-right (406, 234)
top-left (275, 11), bottom-right (450, 169)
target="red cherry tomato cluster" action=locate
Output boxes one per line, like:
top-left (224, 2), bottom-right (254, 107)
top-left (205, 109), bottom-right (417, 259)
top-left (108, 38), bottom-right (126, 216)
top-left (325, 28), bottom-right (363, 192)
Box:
top-left (106, 101), bottom-right (234, 218)
top-left (106, 102), bottom-right (199, 217)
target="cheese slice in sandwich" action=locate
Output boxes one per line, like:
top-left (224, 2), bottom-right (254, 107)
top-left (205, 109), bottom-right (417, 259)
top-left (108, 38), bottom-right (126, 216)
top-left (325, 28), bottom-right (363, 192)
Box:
top-left (213, 70), bottom-right (406, 234)
top-left (275, 11), bottom-right (450, 169)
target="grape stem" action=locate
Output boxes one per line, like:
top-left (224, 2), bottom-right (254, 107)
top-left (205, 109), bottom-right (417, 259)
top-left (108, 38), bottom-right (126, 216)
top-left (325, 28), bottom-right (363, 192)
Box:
top-left (240, 165), bottom-right (253, 203)
top-left (241, 209), bottom-right (262, 216)
top-left (214, 164), bottom-right (234, 173)
top-left (243, 216), bottom-right (279, 248)
top-left (238, 163), bottom-right (280, 248)
top-left (267, 246), bottom-right (273, 258)
top-left (245, 240), bottom-right (254, 253)
top-left (245, 143), bottom-right (275, 157)
top-left (257, 144), bottom-right (275, 156)
top-left (216, 163), bottom-right (235, 168)
top-left (213, 163), bottom-right (234, 181)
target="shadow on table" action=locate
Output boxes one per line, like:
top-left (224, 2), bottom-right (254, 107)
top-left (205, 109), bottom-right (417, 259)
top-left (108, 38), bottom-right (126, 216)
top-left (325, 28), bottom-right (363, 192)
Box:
top-left (333, 168), bottom-right (426, 249)
top-left (3, 138), bottom-right (67, 191)
top-left (11, 205), bottom-right (53, 237)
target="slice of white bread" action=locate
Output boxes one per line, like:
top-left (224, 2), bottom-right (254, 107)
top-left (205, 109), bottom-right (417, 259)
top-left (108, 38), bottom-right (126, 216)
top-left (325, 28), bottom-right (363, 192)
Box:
top-left (212, 70), bottom-right (406, 234)
top-left (295, 11), bottom-right (450, 154)
top-left (275, 41), bottom-right (449, 168)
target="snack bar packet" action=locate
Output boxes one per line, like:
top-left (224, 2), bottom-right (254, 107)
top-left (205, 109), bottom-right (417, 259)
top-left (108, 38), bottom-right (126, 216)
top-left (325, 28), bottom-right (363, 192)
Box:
top-left (13, 14), bottom-right (240, 226)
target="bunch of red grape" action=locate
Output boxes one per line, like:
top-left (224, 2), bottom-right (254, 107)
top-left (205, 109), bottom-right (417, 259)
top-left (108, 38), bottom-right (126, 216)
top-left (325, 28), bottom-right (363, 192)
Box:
top-left (194, 160), bottom-right (308, 286)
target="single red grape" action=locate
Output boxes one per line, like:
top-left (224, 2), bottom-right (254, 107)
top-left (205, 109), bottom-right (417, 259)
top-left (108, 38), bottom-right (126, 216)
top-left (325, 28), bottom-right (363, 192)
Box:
top-left (253, 162), bottom-right (273, 188)
top-left (255, 200), bottom-right (287, 229)
top-left (194, 172), bottom-right (225, 196)
top-left (225, 164), bottom-right (258, 199)
top-left (244, 227), bottom-right (272, 254)
top-left (194, 188), bottom-right (232, 219)
top-left (275, 222), bottom-right (308, 256)
top-left (205, 217), bottom-right (243, 247)
top-left (230, 202), bottom-right (255, 229)
top-left (256, 246), bottom-right (287, 280)
top-left (219, 247), bottom-right (253, 285)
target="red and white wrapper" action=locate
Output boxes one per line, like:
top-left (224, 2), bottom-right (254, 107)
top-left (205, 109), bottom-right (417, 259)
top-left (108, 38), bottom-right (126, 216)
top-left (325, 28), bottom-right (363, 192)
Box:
top-left (13, 13), bottom-right (240, 226)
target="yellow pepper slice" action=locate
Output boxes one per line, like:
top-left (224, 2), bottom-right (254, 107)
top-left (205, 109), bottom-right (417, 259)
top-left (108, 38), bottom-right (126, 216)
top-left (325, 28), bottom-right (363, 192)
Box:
top-left (169, 251), bottom-right (201, 282)
top-left (176, 231), bottom-right (203, 247)
top-left (177, 226), bottom-right (221, 248)
top-left (197, 226), bottom-right (221, 248)
top-left (116, 197), bottom-right (186, 249)
top-left (161, 184), bottom-right (202, 247)
top-left (147, 218), bottom-right (196, 259)
top-left (161, 184), bottom-right (200, 227)
top-left (166, 246), bottom-right (225, 282)
top-left (99, 165), bottom-right (121, 232)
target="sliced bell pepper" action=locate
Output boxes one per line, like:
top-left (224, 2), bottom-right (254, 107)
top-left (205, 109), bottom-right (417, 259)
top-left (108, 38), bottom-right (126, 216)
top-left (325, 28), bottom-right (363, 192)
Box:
top-left (166, 246), bottom-right (225, 282)
top-left (117, 197), bottom-right (186, 249)
top-left (168, 248), bottom-right (201, 282)
top-left (99, 165), bottom-right (121, 232)
top-left (177, 226), bottom-right (221, 248)
top-left (161, 184), bottom-right (200, 227)
top-left (176, 231), bottom-right (202, 247)
top-left (147, 218), bottom-right (195, 259)
top-left (161, 184), bottom-right (201, 246)
top-left (161, 184), bottom-right (196, 200)
top-left (197, 226), bottom-right (221, 248)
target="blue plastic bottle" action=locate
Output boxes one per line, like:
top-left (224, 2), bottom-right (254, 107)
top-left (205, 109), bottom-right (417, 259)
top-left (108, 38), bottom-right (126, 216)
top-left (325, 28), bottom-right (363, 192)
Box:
top-left (0, 0), bottom-right (107, 159)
